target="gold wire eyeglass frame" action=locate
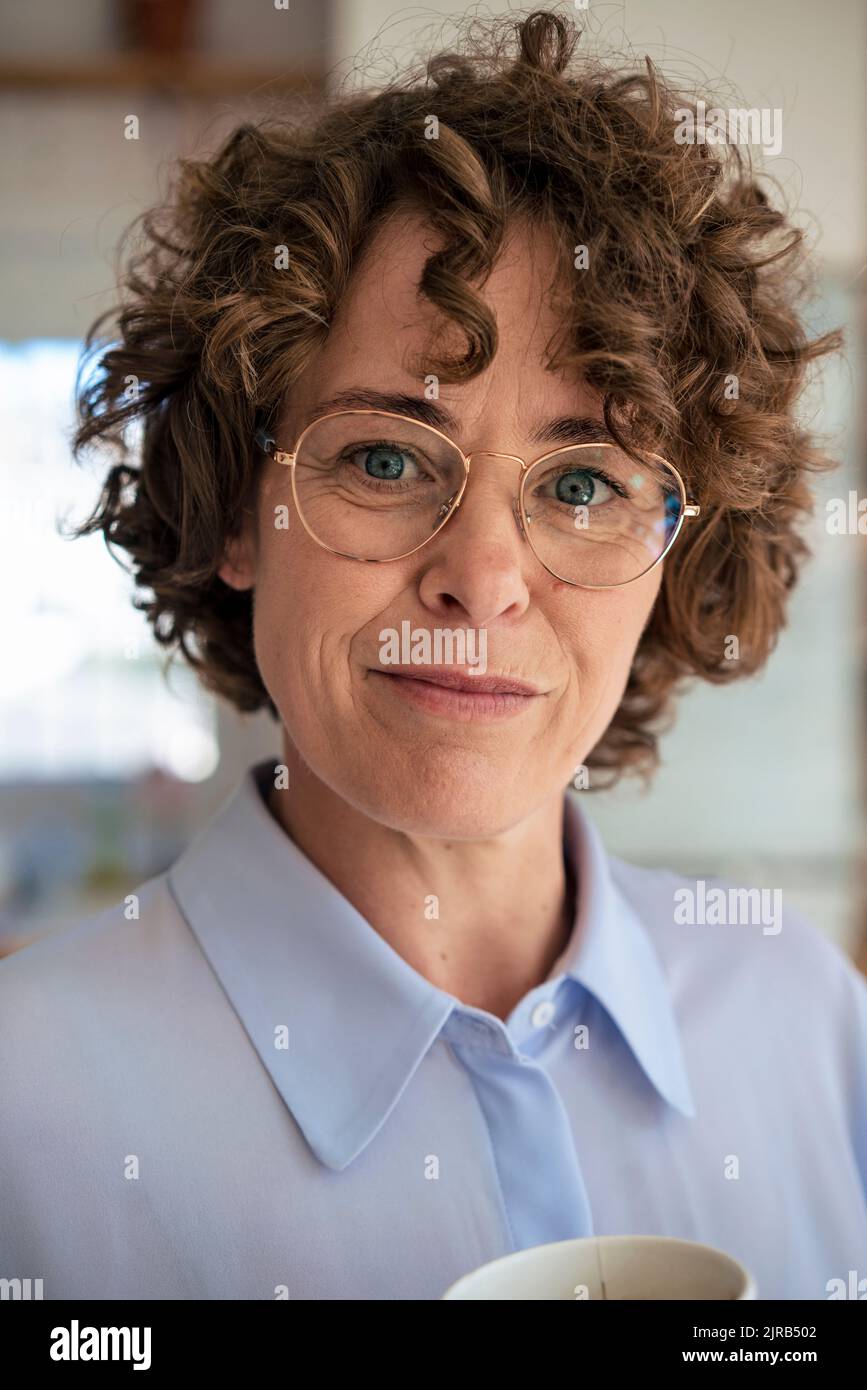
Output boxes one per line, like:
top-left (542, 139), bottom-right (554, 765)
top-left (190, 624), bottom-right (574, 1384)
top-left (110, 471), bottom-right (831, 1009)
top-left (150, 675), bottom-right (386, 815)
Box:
top-left (254, 408), bottom-right (701, 590)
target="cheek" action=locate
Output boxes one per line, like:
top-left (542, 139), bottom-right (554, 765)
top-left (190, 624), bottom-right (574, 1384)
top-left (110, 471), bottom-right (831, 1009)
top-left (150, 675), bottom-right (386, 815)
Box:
top-left (554, 577), bottom-right (659, 710)
top-left (252, 553), bottom-right (345, 696)
top-left (249, 515), bottom-right (401, 719)
top-left (247, 505), bottom-right (335, 706)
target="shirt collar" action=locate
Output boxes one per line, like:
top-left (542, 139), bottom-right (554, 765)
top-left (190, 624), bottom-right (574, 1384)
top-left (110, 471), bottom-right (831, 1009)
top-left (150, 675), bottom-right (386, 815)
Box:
top-left (167, 763), bottom-right (694, 1172)
top-left (555, 795), bottom-right (696, 1120)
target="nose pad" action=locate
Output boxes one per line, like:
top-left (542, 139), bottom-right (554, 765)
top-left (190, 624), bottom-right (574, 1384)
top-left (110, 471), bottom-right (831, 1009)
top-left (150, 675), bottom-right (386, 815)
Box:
top-left (512, 502), bottom-right (527, 539)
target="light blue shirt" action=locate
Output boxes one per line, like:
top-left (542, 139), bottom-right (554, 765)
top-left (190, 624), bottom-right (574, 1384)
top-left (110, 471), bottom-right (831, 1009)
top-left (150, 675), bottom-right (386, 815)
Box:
top-left (1, 760), bottom-right (865, 1299)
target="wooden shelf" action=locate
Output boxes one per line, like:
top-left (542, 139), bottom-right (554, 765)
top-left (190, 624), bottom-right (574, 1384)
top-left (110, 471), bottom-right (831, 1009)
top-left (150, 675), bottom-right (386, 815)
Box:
top-left (0, 54), bottom-right (326, 96)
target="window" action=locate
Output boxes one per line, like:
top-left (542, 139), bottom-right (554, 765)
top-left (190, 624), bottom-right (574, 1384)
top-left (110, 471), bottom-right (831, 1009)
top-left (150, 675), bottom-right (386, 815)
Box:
top-left (0, 339), bottom-right (218, 783)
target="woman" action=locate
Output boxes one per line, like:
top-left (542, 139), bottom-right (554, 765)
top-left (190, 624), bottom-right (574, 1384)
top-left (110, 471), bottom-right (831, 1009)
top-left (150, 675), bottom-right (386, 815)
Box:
top-left (1, 11), bottom-right (865, 1301)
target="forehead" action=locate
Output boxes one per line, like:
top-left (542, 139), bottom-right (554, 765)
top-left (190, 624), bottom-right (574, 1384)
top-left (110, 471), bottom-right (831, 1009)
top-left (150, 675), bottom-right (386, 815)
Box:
top-left (284, 209), bottom-right (598, 432)
top-left (344, 209), bottom-right (568, 345)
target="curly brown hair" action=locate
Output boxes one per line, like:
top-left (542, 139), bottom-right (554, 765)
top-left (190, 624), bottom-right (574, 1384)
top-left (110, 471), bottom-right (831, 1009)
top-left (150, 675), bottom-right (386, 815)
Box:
top-left (72, 8), bottom-right (842, 789)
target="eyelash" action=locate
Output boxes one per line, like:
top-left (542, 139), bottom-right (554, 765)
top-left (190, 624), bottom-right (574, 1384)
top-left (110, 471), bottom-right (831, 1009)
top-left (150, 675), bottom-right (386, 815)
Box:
top-left (338, 443), bottom-right (433, 491)
top-left (534, 465), bottom-right (631, 501)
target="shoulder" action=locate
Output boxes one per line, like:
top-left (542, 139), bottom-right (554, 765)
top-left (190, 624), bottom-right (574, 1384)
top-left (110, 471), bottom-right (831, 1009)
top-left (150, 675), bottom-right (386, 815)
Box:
top-left (0, 870), bottom-right (184, 977)
top-left (0, 871), bottom-right (196, 1074)
top-left (609, 851), bottom-right (867, 1055)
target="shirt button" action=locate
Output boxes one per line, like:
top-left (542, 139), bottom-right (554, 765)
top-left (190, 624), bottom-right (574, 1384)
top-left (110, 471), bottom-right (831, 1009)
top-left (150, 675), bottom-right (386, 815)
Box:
top-left (530, 1000), bottom-right (556, 1029)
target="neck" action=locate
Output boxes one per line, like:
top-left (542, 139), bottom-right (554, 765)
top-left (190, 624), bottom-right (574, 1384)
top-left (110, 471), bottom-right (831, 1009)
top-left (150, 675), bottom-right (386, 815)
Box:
top-left (265, 743), bottom-right (578, 1022)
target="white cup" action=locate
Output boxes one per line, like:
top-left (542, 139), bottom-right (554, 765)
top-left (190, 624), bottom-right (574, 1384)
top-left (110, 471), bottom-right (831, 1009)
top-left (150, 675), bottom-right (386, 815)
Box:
top-left (442, 1234), bottom-right (757, 1300)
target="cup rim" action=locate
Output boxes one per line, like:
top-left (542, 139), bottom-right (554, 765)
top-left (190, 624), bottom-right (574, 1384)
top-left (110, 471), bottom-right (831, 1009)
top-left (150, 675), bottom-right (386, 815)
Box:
top-left (441, 1234), bottom-right (756, 1301)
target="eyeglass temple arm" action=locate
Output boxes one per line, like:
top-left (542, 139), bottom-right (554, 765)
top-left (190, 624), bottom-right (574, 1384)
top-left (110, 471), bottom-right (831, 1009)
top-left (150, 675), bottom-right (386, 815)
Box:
top-left (254, 428), bottom-right (294, 465)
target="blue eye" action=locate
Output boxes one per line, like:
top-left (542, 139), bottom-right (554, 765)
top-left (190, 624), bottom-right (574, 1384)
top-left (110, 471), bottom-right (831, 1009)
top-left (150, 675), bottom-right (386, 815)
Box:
top-left (363, 445), bottom-right (407, 480)
top-left (350, 444), bottom-right (422, 482)
top-left (553, 470), bottom-right (614, 507)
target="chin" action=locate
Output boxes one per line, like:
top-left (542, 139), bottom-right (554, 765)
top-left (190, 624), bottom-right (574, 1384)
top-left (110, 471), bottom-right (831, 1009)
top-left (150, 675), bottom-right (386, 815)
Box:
top-left (343, 753), bottom-right (538, 840)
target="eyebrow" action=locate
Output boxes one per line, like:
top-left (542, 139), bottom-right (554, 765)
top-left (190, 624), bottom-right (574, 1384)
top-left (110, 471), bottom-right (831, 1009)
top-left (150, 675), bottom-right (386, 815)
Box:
top-left (304, 389), bottom-right (615, 448)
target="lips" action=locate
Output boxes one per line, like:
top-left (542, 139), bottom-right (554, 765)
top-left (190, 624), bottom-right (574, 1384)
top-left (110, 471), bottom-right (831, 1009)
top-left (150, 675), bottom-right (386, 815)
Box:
top-left (370, 666), bottom-right (541, 696)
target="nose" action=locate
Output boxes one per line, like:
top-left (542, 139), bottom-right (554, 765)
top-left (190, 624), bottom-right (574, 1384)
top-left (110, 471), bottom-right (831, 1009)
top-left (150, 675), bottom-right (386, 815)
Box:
top-left (416, 452), bottom-right (532, 626)
top-left (452, 455), bottom-right (527, 542)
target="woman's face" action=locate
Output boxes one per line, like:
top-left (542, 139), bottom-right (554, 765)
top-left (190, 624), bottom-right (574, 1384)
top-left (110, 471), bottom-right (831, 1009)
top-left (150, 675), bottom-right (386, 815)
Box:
top-left (220, 211), bottom-right (662, 837)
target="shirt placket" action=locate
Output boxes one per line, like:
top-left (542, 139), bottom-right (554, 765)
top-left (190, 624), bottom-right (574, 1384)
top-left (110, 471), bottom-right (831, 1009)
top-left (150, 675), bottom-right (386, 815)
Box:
top-left (442, 1008), bottom-right (594, 1251)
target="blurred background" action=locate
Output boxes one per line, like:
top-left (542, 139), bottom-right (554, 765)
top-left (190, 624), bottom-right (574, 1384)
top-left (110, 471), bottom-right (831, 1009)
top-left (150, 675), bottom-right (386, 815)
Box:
top-left (0, 0), bottom-right (864, 968)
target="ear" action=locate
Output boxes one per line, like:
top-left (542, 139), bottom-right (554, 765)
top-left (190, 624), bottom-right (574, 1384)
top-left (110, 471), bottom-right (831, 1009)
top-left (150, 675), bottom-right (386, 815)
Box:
top-left (218, 515), bottom-right (257, 591)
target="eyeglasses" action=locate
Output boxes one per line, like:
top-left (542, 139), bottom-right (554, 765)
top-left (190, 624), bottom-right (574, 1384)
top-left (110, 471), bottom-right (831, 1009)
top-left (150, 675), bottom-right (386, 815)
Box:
top-left (254, 409), bottom-right (700, 589)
